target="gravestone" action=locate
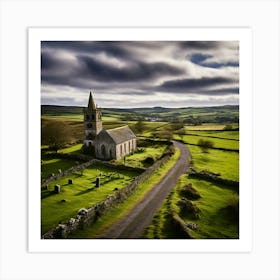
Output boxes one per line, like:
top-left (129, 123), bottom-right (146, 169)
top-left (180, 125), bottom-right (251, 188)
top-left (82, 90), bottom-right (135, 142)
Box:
top-left (54, 185), bottom-right (60, 194)
top-left (68, 179), bottom-right (73, 184)
top-left (95, 177), bottom-right (100, 188)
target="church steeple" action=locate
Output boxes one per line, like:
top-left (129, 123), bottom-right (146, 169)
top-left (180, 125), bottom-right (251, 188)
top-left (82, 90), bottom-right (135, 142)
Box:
top-left (88, 91), bottom-right (96, 110)
top-left (83, 92), bottom-right (103, 148)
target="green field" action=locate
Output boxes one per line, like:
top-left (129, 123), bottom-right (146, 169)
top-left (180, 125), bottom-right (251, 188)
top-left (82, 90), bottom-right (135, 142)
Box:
top-left (144, 174), bottom-right (239, 239)
top-left (188, 145), bottom-right (239, 181)
top-left (143, 123), bottom-right (239, 239)
top-left (185, 130), bottom-right (239, 140)
top-left (174, 133), bottom-right (239, 151)
top-left (41, 164), bottom-right (141, 234)
top-left (115, 144), bottom-right (168, 168)
top-left (41, 158), bottom-right (80, 180)
top-left (41, 104), bottom-right (239, 239)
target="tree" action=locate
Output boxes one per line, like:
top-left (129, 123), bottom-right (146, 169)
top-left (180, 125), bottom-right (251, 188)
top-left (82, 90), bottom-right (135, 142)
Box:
top-left (157, 130), bottom-right (173, 140)
top-left (42, 121), bottom-right (72, 153)
top-left (176, 127), bottom-right (186, 140)
top-left (223, 124), bottom-right (233, 131)
top-left (197, 139), bottom-right (214, 153)
top-left (134, 120), bottom-right (146, 134)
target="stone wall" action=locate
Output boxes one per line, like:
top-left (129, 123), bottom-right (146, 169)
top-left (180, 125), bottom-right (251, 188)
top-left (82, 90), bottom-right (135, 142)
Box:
top-left (170, 212), bottom-right (193, 239)
top-left (175, 138), bottom-right (239, 153)
top-left (42, 147), bottom-right (174, 239)
top-left (188, 167), bottom-right (239, 189)
top-left (41, 154), bottom-right (145, 186)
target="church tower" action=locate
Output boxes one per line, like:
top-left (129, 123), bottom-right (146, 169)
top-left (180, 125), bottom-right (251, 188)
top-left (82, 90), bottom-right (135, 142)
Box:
top-left (83, 92), bottom-right (103, 147)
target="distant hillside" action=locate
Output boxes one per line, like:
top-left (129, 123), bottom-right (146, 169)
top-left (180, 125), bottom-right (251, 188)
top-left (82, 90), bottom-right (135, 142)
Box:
top-left (41, 105), bottom-right (239, 124)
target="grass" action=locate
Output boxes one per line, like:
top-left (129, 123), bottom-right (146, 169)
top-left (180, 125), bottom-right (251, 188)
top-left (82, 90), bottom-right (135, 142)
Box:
top-left (41, 158), bottom-right (79, 180)
top-left (143, 175), bottom-right (239, 239)
top-left (41, 165), bottom-right (140, 234)
top-left (143, 123), bottom-right (239, 239)
top-left (59, 144), bottom-right (83, 154)
top-left (185, 130), bottom-right (239, 140)
top-left (183, 177), bottom-right (239, 239)
top-left (115, 145), bottom-right (168, 168)
top-left (69, 148), bottom-right (181, 238)
top-left (185, 123), bottom-right (239, 131)
top-left (188, 145), bottom-right (239, 181)
top-left (174, 134), bottom-right (239, 150)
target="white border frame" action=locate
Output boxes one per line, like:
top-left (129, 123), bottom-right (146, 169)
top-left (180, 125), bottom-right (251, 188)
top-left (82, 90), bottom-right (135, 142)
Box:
top-left (28, 27), bottom-right (252, 253)
top-left (2, 1), bottom-right (280, 279)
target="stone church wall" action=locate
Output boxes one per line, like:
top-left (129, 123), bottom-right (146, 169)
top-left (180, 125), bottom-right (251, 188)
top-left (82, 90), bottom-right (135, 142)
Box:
top-left (116, 139), bottom-right (136, 159)
top-left (42, 144), bottom-right (174, 239)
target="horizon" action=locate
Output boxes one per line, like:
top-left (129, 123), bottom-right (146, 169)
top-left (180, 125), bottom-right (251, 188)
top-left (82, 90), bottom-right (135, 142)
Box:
top-left (41, 103), bottom-right (239, 109)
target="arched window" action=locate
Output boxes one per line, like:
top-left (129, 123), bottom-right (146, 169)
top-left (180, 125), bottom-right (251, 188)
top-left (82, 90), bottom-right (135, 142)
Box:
top-left (129, 141), bottom-right (131, 152)
top-left (86, 115), bottom-right (89, 121)
top-left (120, 145), bottom-right (123, 155)
top-left (92, 114), bottom-right (95, 121)
top-left (101, 145), bottom-right (106, 158)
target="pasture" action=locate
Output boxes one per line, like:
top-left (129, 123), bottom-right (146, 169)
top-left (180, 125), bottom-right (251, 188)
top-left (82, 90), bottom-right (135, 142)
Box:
top-left (144, 174), bottom-right (239, 239)
top-left (41, 104), bottom-right (239, 239)
top-left (143, 123), bottom-right (239, 239)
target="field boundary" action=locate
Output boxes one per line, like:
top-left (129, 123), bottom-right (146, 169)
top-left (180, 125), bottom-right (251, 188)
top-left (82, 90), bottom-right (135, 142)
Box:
top-left (183, 133), bottom-right (239, 141)
top-left (188, 167), bottom-right (239, 190)
top-left (175, 139), bottom-right (239, 152)
top-left (41, 155), bottom-right (145, 186)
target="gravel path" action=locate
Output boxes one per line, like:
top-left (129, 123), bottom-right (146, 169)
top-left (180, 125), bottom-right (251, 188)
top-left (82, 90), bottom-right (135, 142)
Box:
top-left (100, 140), bottom-right (190, 239)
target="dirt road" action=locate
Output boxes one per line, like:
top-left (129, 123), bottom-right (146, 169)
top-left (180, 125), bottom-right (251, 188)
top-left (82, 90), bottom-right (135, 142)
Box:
top-left (100, 140), bottom-right (190, 238)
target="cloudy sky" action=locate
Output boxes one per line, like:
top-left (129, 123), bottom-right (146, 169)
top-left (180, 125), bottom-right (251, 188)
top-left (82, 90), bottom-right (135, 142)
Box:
top-left (41, 41), bottom-right (239, 108)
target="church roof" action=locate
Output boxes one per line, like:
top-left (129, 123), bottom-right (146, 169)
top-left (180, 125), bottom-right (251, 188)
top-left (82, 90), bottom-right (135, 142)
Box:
top-left (87, 92), bottom-right (96, 110)
top-left (106, 126), bottom-right (136, 144)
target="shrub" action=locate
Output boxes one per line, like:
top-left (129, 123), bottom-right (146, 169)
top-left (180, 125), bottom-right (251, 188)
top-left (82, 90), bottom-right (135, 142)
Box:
top-left (179, 183), bottom-right (201, 200)
top-left (223, 124), bottom-right (233, 130)
top-left (82, 144), bottom-right (95, 156)
top-left (197, 139), bottom-right (214, 153)
top-left (219, 194), bottom-right (239, 222)
top-left (177, 198), bottom-right (200, 219)
top-left (142, 156), bottom-right (155, 165)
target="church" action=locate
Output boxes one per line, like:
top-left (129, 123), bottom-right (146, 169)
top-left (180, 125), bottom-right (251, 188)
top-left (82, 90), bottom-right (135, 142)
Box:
top-left (82, 92), bottom-right (137, 160)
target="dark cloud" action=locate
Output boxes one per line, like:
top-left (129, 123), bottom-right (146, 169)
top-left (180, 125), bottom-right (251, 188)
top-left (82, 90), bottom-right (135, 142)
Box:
top-left (41, 51), bottom-right (59, 70)
top-left (205, 87), bottom-right (239, 94)
top-left (157, 77), bottom-right (238, 94)
top-left (179, 41), bottom-right (223, 50)
top-left (78, 55), bottom-right (185, 82)
top-left (41, 49), bottom-right (186, 88)
top-left (41, 41), bottom-right (132, 59)
top-left (190, 53), bottom-right (239, 68)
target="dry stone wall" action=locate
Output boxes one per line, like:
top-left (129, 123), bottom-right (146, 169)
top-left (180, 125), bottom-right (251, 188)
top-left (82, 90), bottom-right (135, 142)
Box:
top-left (188, 167), bottom-right (239, 189)
top-left (41, 155), bottom-right (144, 186)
